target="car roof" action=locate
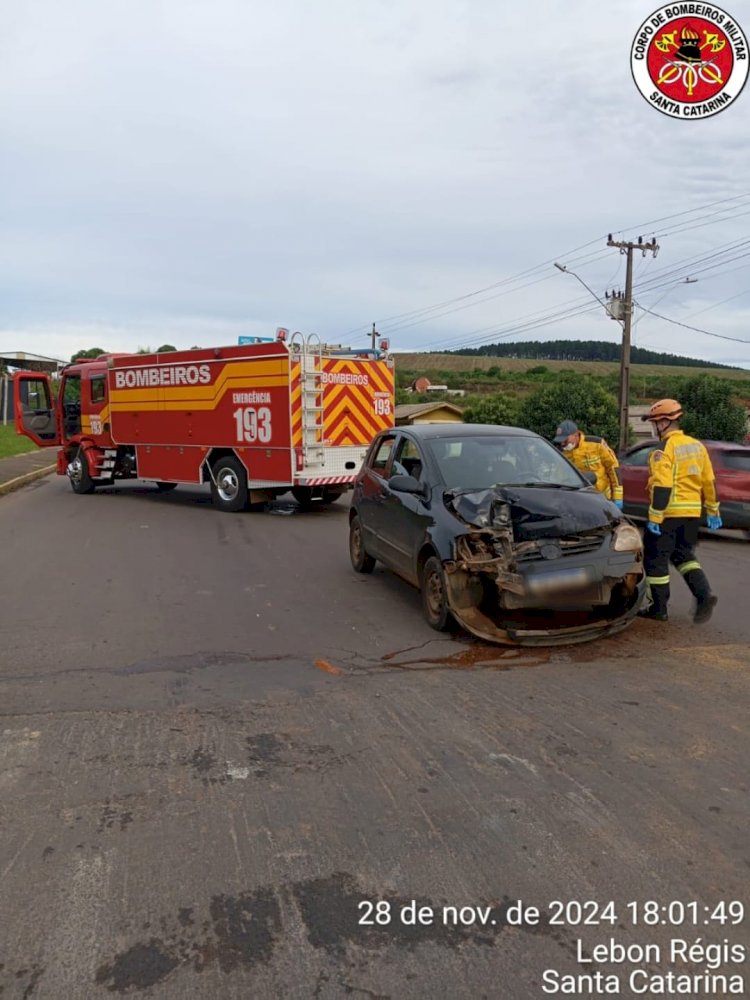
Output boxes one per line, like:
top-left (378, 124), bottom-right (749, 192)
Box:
top-left (703, 440), bottom-right (750, 450)
top-left (626, 438), bottom-right (749, 451)
top-left (394, 423), bottom-right (538, 439)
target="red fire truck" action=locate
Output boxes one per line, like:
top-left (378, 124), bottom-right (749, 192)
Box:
top-left (13, 330), bottom-right (395, 511)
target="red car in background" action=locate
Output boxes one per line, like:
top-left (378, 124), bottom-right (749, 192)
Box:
top-left (619, 440), bottom-right (750, 536)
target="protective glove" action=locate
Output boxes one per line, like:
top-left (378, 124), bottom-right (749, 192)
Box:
top-left (646, 521), bottom-right (661, 536)
top-left (707, 515), bottom-right (722, 531)
top-left (613, 499), bottom-right (624, 509)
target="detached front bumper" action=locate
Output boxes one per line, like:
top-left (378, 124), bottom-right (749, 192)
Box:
top-left (443, 535), bottom-right (646, 646)
top-left (446, 577), bottom-right (647, 646)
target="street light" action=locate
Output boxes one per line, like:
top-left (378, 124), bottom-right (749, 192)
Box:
top-left (554, 261), bottom-right (631, 451)
top-left (553, 262), bottom-right (621, 321)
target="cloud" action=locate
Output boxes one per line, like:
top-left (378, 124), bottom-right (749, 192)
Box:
top-left (1, 0), bottom-right (749, 367)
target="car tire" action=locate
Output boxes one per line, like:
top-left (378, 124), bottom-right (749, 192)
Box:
top-left (349, 515), bottom-right (376, 573)
top-left (155, 482), bottom-right (177, 492)
top-left (420, 555), bottom-right (454, 632)
top-left (69, 447), bottom-right (96, 495)
top-left (210, 456), bottom-right (248, 512)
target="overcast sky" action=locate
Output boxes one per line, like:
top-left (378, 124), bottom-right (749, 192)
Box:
top-left (2, 0), bottom-right (750, 367)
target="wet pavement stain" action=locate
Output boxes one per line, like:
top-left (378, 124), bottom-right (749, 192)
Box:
top-left (291, 873), bottom-right (586, 961)
top-left (380, 621), bottom-right (661, 672)
top-left (11, 964), bottom-right (44, 1000)
top-left (86, 874), bottom-right (598, 994)
top-left (184, 748), bottom-right (224, 786)
top-left (245, 733), bottom-right (343, 777)
top-left (95, 940), bottom-right (178, 992)
top-left (208, 890), bottom-right (281, 973)
top-left (95, 889), bottom-right (282, 992)
top-left (382, 643), bottom-right (551, 672)
top-left (97, 803), bottom-right (135, 834)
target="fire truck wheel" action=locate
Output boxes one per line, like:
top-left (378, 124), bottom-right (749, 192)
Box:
top-left (292, 487), bottom-right (317, 510)
top-left (349, 515), bottom-right (376, 573)
top-left (420, 555), bottom-right (454, 632)
top-left (69, 448), bottom-right (96, 495)
top-left (155, 482), bottom-right (178, 492)
top-left (323, 488), bottom-right (346, 504)
top-left (210, 456), bottom-right (248, 512)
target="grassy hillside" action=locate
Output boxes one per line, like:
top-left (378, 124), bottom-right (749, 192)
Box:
top-left (394, 353), bottom-right (750, 381)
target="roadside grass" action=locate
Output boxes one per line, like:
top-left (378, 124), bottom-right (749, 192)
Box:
top-left (0, 424), bottom-right (39, 459)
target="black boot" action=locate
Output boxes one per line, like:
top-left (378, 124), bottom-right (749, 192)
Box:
top-left (682, 567), bottom-right (716, 625)
top-left (638, 607), bottom-right (669, 621)
top-left (694, 594), bottom-right (718, 625)
top-left (638, 582), bottom-right (669, 621)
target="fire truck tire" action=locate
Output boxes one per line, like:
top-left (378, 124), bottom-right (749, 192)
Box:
top-left (323, 488), bottom-right (347, 504)
top-left (292, 487), bottom-right (317, 510)
top-left (349, 515), bottom-right (376, 573)
top-left (69, 448), bottom-right (96, 495)
top-left (210, 456), bottom-right (248, 512)
top-left (155, 482), bottom-right (178, 492)
top-left (420, 555), bottom-right (454, 632)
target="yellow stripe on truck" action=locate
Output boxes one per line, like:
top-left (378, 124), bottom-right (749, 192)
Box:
top-left (110, 375), bottom-right (290, 411)
top-left (109, 360), bottom-right (288, 406)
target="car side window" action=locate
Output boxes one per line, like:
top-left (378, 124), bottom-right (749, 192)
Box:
top-left (391, 438), bottom-right (424, 480)
top-left (370, 436), bottom-right (397, 476)
top-left (621, 446), bottom-right (656, 467)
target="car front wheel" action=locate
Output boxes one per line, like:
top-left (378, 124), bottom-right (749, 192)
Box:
top-left (420, 555), bottom-right (454, 631)
top-left (349, 515), bottom-right (375, 573)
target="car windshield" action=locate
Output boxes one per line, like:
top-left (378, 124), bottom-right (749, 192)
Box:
top-left (431, 434), bottom-right (585, 491)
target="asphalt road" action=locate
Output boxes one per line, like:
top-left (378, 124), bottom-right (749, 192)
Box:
top-left (1, 477), bottom-right (749, 1000)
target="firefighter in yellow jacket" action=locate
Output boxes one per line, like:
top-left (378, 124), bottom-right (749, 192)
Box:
top-left (553, 420), bottom-right (624, 506)
top-left (638, 399), bottom-right (721, 624)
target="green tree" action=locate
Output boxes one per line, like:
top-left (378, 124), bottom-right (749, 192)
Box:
top-left (157, 344), bottom-right (177, 352)
top-left (71, 347), bottom-right (106, 362)
top-left (463, 393), bottom-right (519, 426)
top-left (517, 374), bottom-right (620, 445)
top-left (678, 375), bottom-right (748, 443)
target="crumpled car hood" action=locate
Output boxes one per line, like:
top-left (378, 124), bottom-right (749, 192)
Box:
top-left (447, 485), bottom-right (620, 541)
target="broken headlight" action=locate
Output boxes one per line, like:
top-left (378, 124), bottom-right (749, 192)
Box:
top-left (611, 523), bottom-right (642, 552)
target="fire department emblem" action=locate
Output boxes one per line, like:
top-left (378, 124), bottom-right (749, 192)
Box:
top-left (631, 4), bottom-right (748, 119)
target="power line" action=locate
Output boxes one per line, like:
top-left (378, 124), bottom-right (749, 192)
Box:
top-left (349, 194), bottom-right (750, 347)
top-left (688, 285), bottom-right (750, 319)
top-left (615, 191), bottom-right (750, 236)
top-left (634, 304), bottom-right (750, 344)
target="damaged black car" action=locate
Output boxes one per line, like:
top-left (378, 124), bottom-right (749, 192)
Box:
top-left (349, 424), bottom-right (646, 645)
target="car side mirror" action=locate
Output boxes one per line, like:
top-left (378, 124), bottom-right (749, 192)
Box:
top-left (581, 471), bottom-right (598, 486)
top-left (389, 474), bottom-right (424, 496)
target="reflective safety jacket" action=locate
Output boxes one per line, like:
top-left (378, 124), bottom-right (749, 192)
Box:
top-left (647, 429), bottom-right (720, 524)
top-left (566, 433), bottom-right (623, 501)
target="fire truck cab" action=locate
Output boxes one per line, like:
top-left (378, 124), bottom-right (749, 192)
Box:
top-left (13, 330), bottom-right (395, 512)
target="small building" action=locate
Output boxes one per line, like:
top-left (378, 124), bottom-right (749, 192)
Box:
top-left (395, 402), bottom-right (465, 426)
top-left (628, 405), bottom-right (657, 440)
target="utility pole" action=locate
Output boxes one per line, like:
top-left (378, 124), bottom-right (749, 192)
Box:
top-left (371, 322), bottom-right (378, 352)
top-left (607, 234), bottom-right (659, 452)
